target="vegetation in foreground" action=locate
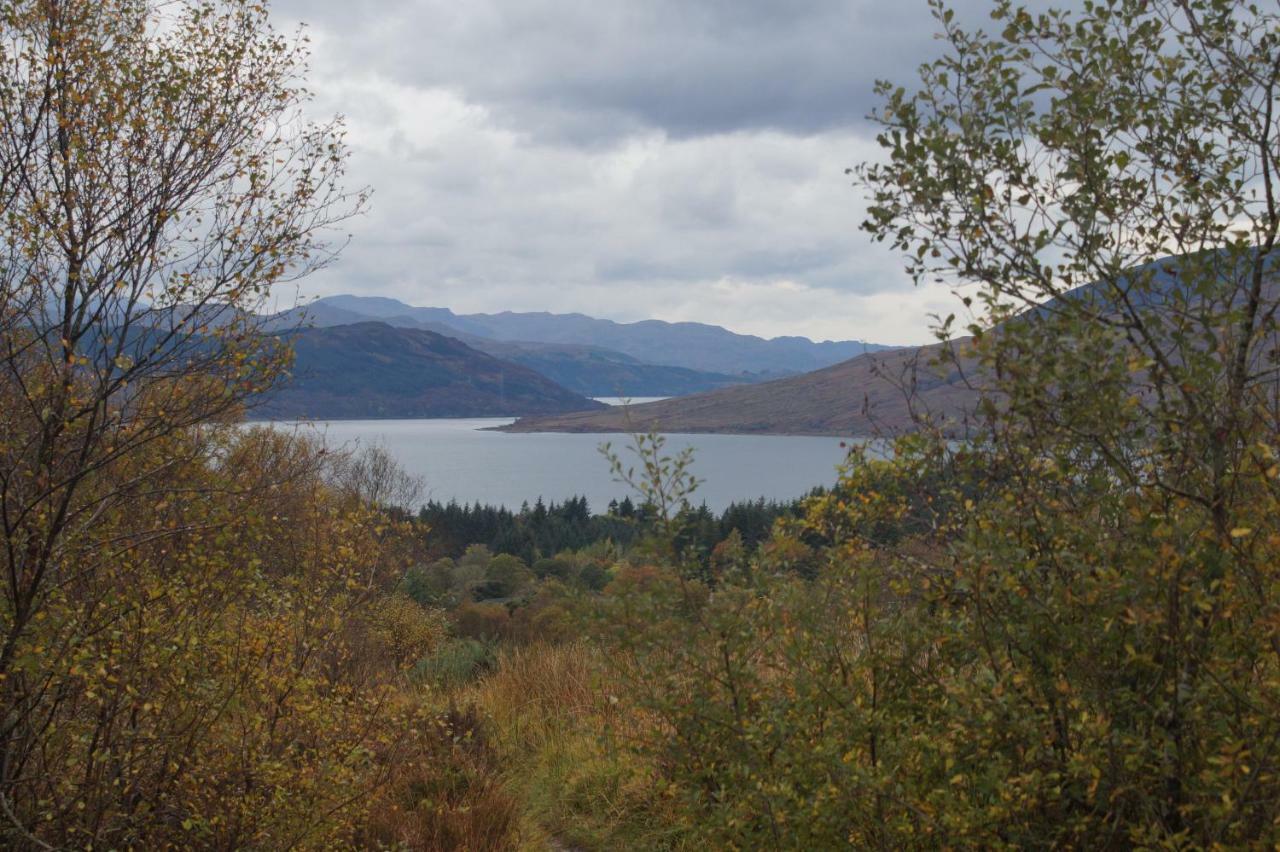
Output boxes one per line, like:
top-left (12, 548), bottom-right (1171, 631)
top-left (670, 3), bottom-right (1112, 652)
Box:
top-left (3, 0), bottom-right (1280, 849)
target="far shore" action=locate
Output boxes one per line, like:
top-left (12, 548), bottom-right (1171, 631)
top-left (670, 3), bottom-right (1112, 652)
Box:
top-left (490, 421), bottom-right (855, 438)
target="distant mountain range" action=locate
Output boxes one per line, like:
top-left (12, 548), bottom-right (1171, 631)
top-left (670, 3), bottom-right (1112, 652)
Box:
top-left (253, 322), bottom-right (606, 420)
top-left (283, 295), bottom-right (894, 376)
top-left (265, 301), bottom-right (751, 398)
top-left (469, 339), bottom-right (747, 398)
top-left (252, 294), bottom-right (897, 414)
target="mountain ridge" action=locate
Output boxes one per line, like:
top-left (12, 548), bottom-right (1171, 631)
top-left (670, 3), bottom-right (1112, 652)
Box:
top-left (293, 295), bottom-right (895, 375)
top-left (266, 302), bottom-right (758, 396)
top-left (252, 322), bottom-right (606, 420)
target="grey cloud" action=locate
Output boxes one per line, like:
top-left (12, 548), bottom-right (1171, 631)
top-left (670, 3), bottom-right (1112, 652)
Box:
top-left (731, 246), bottom-right (847, 278)
top-left (263, 0), bottom-right (1074, 343)
top-left (275, 0), bottom-right (997, 140)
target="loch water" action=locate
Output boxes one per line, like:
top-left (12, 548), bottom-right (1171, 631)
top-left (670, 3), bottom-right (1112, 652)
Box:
top-left (261, 415), bottom-right (852, 513)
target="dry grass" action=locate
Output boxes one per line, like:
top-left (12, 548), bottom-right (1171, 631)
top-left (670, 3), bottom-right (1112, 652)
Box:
top-left (462, 642), bottom-right (686, 850)
top-left (470, 643), bottom-right (609, 742)
top-left (360, 703), bottom-right (526, 851)
top-left (359, 641), bottom-right (684, 849)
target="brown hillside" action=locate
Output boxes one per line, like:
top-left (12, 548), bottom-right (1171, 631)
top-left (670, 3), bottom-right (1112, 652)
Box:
top-left (500, 339), bottom-right (982, 437)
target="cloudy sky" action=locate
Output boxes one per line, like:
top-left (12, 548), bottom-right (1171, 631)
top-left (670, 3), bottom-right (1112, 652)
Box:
top-left (270, 0), bottom-right (999, 345)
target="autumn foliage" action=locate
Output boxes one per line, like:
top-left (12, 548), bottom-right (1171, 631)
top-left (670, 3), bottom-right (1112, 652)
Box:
top-left (5, 0), bottom-right (1280, 849)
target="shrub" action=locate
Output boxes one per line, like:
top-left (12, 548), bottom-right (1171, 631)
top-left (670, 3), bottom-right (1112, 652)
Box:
top-left (486, 553), bottom-right (535, 598)
top-left (363, 594), bottom-right (448, 671)
top-left (412, 638), bottom-right (497, 690)
top-left (533, 556), bottom-right (573, 580)
top-left (508, 580), bottom-right (578, 645)
top-left (402, 558), bottom-right (457, 606)
top-left (575, 561), bottom-right (613, 591)
top-left (455, 601), bottom-right (512, 640)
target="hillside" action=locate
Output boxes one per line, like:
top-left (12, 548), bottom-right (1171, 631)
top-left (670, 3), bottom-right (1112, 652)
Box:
top-left (500, 340), bottom-right (980, 436)
top-left (303, 295), bottom-right (894, 375)
top-left (252, 322), bottom-right (605, 420)
top-left (499, 252), bottom-right (1280, 437)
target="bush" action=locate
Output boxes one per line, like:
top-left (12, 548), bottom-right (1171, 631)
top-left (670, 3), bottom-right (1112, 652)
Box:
top-left (412, 638), bottom-right (497, 690)
top-left (574, 561), bottom-right (612, 591)
top-left (485, 553), bottom-right (535, 598)
top-left (362, 594), bottom-right (448, 671)
top-left (455, 601), bottom-right (511, 640)
top-left (533, 556), bottom-right (572, 581)
top-left (508, 581), bottom-right (578, 645)
top-left (402, 558), bottom-right (456, 606)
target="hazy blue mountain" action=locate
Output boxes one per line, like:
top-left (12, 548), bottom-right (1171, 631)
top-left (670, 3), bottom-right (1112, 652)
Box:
top-left (252, 322), bottom-right (605, 420)
top-left (300, 295), bottom-right (895, 375)
top-left (314, 295), bottom-right (493, 337)
top-left (268, 301), bottom-right (761, 395)
top-left (474, 340), bottom-right (749, 397)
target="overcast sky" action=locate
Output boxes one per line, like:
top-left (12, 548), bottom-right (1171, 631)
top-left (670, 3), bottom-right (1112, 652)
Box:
top-left (270, 0), bottom-right (1003, 345)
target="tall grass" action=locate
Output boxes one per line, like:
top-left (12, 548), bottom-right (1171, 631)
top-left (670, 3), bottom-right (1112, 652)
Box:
top-left (464, 642), bottom-right (686, 850)
top-left (359, 703), bottom-right (526, 851)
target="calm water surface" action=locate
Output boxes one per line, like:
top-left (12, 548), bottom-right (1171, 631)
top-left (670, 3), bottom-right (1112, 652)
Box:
top-left (267, 417), bottom-right (851, 512)
top-left (591, 396), bottom-right (668, 406)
